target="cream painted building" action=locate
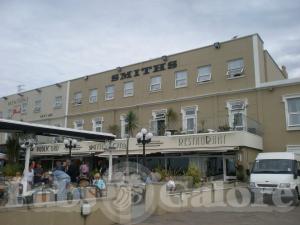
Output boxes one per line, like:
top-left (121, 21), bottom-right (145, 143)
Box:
top-left (1, 33), bottom-right (300, 180)
top-left (0, 82), bottom-right (69, 144)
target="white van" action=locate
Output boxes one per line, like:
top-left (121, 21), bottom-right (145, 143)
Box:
top-left (249, 152), bottom-right (300, 204)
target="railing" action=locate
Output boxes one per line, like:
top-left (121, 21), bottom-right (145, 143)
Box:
top-left (149, 115), bottom-right (263, 137)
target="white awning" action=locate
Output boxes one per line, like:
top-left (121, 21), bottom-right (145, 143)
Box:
top-left (96, 146), bottom-right (237, 157)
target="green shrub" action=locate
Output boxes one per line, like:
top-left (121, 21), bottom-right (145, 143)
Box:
top-left (1, 163), bottom-right (23, 177)
top-left (185, 163), bottom-right (201, 186)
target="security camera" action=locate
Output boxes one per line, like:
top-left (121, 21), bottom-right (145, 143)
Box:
top-left (213, 42), bottom-right (221, 49)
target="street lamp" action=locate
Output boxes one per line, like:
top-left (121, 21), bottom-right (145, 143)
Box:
top-left (64, 138), bottom-right (77, 159)
top-left (136, 128), bottom-right (153, 167)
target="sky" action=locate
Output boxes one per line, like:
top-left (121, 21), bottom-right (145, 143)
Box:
top-left (0, 0), bottom-right (300, 97)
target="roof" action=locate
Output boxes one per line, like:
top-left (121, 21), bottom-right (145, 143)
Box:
top-left (0, 118), bottom-right (115, 142)
top-left (256, 152), bottom-right (299, 160)
top-left (258, 77), bottom-right (300, 88)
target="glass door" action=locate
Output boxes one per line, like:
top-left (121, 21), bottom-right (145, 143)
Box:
top-left (223, 155), bottom-right (237, 181)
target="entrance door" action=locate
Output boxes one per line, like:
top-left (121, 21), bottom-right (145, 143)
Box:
top-left (157, 119), bottom-right (166, 136)
top-left (223, 156), bottom-right (237, 181)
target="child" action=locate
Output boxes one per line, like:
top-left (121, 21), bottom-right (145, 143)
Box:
top-left (93, 173), bottom-right (106, 197)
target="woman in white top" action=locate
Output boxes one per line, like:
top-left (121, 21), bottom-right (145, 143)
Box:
top-left (25, 165), bottom-right (34, 190)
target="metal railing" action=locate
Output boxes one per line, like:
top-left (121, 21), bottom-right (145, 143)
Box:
top-left (149, 115), bottom-right (263, 137)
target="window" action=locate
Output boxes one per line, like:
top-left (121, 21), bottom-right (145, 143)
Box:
top-left (283, 95), bottom-right (300, 130)
top-left (74, 119), bottom-right (84, 130)
top-left (197, 65), bottom-right (211, 83)
top-left (21, 102), bottom-right (28, 114)
top-left (227, 58), bottom-right (244, 78)
top-left (54, 96), bottom-right (63, 109)
top-left (120, 115), bottom-right (129, 138)
top-left (150, 110), bottom-right (167, 136)
top-left (124, 81), bottom-right (134, 97)
top-left (287, 145), bottom-right (300, 155)
top-left (0, 111), bottom-right (2, 119)
top-left (105, 85), bottom-right (115, 100)
top-left (89, 89), bottom-right (98, 103)
top-left (73, 92), bottom-right (82, 105)
top-left (92, 117), bottom-right (103, 132)
top-left (150, 76), bottom-right (161, 92)
top-left (175, 71), bottom-right (188, 88)
top-left (34, 100), bottom-right (41, 113)
top-left (227, 100), bottom-right (247, 130)
top-left (181, 106), bottom-right (198, 134)
top-left (7, 109), bottom-right (12, 119)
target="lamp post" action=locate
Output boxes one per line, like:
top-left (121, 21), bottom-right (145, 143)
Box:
top-left (64, 138), bottom-right (77, 159)
top-left (136, 128), bottom-right (153, 167)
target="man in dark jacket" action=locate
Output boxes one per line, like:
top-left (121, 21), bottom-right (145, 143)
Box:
top-left (66, 161), bottom-right (79, 183)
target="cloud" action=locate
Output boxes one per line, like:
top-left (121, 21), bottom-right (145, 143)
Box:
top-left (0, 0), bottom-right (300, 96)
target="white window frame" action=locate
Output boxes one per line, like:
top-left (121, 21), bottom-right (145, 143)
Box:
top-left (227, 58), bottom-right (244, 79)
top-left (34, 100), bottom-right (41, 113)
top-left (226, 99), bottom-right (248, 131)
top-left (197, 65), bottom-right (212, 83)
top-left (73, 119), bottom-right (84, 130)
top-left (150, 76), bottom-right (161, 92)
top-left (105, 85), bottom-right (115, 100)
top-left (287, 145), bottom-right (300, 155)
top-left (73, 92), bottom-right (82, 105)
top-left (150, 109), bottom-right (167, 135)
top-left (89, 89), bottom-right (98, 103)
top-left (181, 106), bottom-right (198, 134)
top-left (21, 102), bottom-right (28, 114)
top-left (283, 94), bottom-right (300, 130)
top-left (120, 115), bottom-right (129, 138)
top-left (92, 117), bottom-right (103, 132)
top-left (175, 70), bottom-right (188, 88)
top-left (54, 96), bottom-right (63, 109)
top-left (124, 81), bottom-right (134, 97)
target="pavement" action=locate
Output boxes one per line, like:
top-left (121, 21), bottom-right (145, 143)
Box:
top-left (137, 206), bottom-right (300, 225)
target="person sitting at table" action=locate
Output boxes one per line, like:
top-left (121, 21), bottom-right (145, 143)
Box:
top-left (93, 173), bottom-right (106, 197)
top-left (34, 162), bottom-right (44, 185)
top-left (166, 176), bottom-right (176, 192)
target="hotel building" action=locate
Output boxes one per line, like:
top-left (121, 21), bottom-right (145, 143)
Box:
top-left (1, 34), bottom-right (300, 180)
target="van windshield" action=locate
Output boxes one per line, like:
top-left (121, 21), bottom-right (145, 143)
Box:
top-left (252, 159), bottom-right (295, 174)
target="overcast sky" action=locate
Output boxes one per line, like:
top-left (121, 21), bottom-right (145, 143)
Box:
top-left (0, 0), bottom-right (300, 97)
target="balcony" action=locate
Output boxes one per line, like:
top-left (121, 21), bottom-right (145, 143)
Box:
top-left (149, 115), bottom-right (263, 137)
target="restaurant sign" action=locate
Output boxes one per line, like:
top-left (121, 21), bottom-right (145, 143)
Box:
top-left (32, 140), bottom-right (127, 156)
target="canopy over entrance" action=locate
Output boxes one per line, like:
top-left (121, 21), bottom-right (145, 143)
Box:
top-left (0, 118), bottom-right (115, 196)
top-left (0, 118), bottom-right (115, 141)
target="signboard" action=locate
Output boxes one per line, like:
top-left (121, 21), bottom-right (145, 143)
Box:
top-left (32, 140), bottom-right (127, 156)
top-left (111, 60), bottom-right (177, 82)
top-left (32, 131), bottom-right (263, 156)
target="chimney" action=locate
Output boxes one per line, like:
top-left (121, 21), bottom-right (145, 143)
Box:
top-left (281, 65), bottom-right (288, 78)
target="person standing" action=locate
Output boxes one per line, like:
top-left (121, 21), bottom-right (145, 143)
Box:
top-left (25, 164), bottom-right (34, 190)
top-left (55, 161), bottom-right (64, 171)
top-left (51, 169), bottom-right (71, 201)
top-left (80, 160), bottom-right (89, 177)
top-left (34, 162), bottom-right (44, 184)
top-left (66, 160), bottom-right (80, 183)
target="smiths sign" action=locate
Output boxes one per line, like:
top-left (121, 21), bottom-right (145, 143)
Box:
top-left (111, 60), bottom-right (177, 82)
